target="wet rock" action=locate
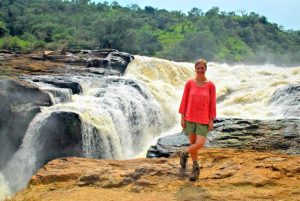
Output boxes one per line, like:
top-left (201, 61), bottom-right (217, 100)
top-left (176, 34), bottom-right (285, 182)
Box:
top-left (271, 84), bottom-right (300, 105)
top-left (84, 67), bottom-right (121, 76)
top-left (147, 133), bottom-right (189, 158)
top-left (147, 118), bottom-right (300, 158)
top-left (0, 78), bottom-right (52, 169)
top-left (2, 111), bottom-right (82, 192)
top-left (270, 84), bottom-right (300, 117)
top-left (87, 51), bottom-right (134, 74)
top-left (28, 76), bottom-right (83, 94)
top-left (208, 118), bottom-right (300, 155)
top-left (37, 111), bottom-right (83, 164)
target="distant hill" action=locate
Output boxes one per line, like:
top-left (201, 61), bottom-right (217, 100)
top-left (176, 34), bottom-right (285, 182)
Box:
top-left (0, 0), bottom-right (300, 65)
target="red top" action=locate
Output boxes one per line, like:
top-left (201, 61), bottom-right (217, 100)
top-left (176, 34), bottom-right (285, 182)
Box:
top-left (179, 79), bottom-right (216, 124)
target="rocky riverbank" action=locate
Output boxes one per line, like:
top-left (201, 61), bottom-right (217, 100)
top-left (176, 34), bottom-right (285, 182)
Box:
top-left (7, 148), bottom-right (300, 201)
top-left (0, 49), bottom-right (133, 76)
top-left (147, 118), bottom-right (300, 158)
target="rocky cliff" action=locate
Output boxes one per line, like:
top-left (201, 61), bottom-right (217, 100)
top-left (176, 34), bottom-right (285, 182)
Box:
top-left (8, 148), bottom-right (300, 201)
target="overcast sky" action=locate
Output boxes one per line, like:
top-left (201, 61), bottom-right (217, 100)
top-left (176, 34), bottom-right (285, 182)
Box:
top-left (93, 0), bottom-right (300, 30)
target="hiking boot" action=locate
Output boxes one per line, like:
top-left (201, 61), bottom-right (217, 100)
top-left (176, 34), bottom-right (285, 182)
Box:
top-left (189, 161), bottom-right (200, 181)
top-left (179, 166), bottom-right (188, 177)
top-left (178, 150), bottom-right (189, 170)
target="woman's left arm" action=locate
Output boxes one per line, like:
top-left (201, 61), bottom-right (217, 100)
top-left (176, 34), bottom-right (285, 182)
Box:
top-left (208, 83), bottom-right (216, 131)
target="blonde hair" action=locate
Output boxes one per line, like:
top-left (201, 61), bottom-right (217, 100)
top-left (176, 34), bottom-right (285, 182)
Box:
top-left (195, 59), bottom-right (207, 68)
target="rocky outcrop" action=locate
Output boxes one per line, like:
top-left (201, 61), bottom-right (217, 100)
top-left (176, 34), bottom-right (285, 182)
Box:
top-left (39, 49), bottom-right (134, 75)
top-left (0, 49), bottom-right (133, 76)
top-left (1, 111), bottom-right (82, 193)
top-left (8, 148), bottom-right (300, 201)
top-left (271, 84), bottom-right (300, 106)
top-left (147, 133), bottom-right (189, 158)
top-left (270, 84), bottom-right (300, 117)
top-left (86, 51), bottom-right (133, 74)
top-left (147, 118), bottom-right (300, 158)
top-left (35, 111), bottom-right (83, 164)
top-left (28, 76), bottom-right (83, 94)
top-left (0, 78), bottom-right (52, 169)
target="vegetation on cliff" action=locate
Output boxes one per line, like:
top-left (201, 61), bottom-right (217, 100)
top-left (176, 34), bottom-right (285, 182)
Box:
top-left (1, 0), bottom-right (300, 65)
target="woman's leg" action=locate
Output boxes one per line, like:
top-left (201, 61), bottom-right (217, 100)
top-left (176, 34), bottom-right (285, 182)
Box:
top-left (179, 134), bottom-right (196, 170)
top-left (187, 135), bottom-right (206, 181)
top-left (188, 134), bottom-right (197, 161)
top-left (186, 135), bottom-right (206, 161)
top-left (189, 134), bottom-right (197, 145)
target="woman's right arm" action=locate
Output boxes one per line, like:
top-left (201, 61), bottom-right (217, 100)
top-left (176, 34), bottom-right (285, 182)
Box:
top-left (179, 81), bottom-right (190, 128)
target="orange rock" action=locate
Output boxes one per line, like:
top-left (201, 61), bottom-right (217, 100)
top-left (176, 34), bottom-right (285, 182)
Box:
top-left (8, 148), bottom-right (300, 201)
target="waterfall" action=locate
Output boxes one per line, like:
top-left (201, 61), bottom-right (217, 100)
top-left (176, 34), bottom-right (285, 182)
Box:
top-left (2, 112), bottom-right (52, 192)
top-left (2, 76), bottom-right (163, 193)
top-left (125, 56), bottom-right (300, 120)
top-left (24, 79), bottom-right (73, 104)
top-left (1, 55), bottom-right (299, 198)
top-left (125, 56), bottom-right (194, 128)
top-left (0, 173), bottom-right (10, 201)
top-left (43, 87), bottom-right (72, 104)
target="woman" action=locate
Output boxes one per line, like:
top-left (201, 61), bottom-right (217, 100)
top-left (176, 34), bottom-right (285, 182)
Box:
top-left (178, 58), bottom-right (216, 181)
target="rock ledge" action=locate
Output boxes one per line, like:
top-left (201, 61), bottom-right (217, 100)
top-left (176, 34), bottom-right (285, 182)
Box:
top-left (9, 148), bottom-right (300, 201)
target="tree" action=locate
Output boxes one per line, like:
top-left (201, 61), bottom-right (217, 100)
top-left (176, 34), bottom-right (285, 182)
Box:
top-left (205, 7), bottom-right (220, 17)
top-left (161, 31), bottom-right (218, 61)
top-left (0, 21), bottom-right (9, 37)
top-left (144, 6), bottom-right (155, 15)
top-left (93, 13), bottom-right (139, 52)
top-left (188, 7), bottom-right (203, 17)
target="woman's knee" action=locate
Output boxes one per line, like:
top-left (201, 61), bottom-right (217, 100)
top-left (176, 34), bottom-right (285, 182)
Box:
top-left (189, 134), bottom-right (197, 144)
top-left (196, 135), bottom-right (206, 142)
top-left (195, 136), bottom-right (206, 147)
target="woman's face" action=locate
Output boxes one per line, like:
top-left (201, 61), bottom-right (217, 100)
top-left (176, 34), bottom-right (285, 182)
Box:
top-left (195, 63), bottom-right (206, 74)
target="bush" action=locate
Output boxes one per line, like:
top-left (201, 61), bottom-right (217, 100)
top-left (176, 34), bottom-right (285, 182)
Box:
top-left (0, 36), bottom-right (31, 53)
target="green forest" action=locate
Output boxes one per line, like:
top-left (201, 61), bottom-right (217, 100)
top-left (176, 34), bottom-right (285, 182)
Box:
top-left (1, 0), bottom-right (300, 65)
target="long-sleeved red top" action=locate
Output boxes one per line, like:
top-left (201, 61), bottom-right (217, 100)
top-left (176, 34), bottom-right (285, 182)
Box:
top-left (179, 79), bottom-right (216, 124)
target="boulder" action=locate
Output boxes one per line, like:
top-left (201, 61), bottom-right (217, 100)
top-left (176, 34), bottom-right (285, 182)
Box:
top-left (270, 84), bottom-right (300, 117)
top-left (87, 51), bottom-right (134, 74)
top-left (147, 133), bottom-right (189, 158)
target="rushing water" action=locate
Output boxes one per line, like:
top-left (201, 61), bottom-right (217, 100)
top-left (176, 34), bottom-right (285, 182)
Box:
top-left (0, 173), bottom-right (10, 200)
top-left (0, 56), bottom-right (299, 198)
top-left (1, 76), bottom-right (163, 193)
top-left (126, 56), bottom-right (300, 120)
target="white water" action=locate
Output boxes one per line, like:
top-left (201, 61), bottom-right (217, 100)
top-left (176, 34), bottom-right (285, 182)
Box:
top-left (28, 81), bottom-right (73, 104)
top-left (125, 56), bottom-right (194, 127)
top-left (126, 56), bottom-right (300, 120)
top-left (1, 76), bottom-right (163, 193)
top-left (0, 174), bottom-right (10, 201)
top-left (2, 112), bottom-right (52, 192)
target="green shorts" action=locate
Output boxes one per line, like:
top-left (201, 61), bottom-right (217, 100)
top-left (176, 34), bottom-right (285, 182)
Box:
top-left (183, 121), bottom-right (208, 137)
